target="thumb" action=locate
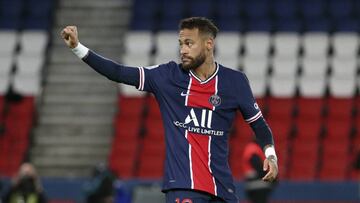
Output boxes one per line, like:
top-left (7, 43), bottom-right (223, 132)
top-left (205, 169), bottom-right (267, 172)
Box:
top-left (263, 159), bottom-right (269, 171)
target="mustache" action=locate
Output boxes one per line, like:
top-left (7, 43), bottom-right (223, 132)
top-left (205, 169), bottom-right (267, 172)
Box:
top-left (181, 56), bottom-right (193, 60)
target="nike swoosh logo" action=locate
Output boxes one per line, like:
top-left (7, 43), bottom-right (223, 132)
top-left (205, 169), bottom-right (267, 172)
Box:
top-left (181, 91), bottom-right (191, 97)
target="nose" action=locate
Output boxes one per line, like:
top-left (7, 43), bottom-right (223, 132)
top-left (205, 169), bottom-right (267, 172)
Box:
top-left (180, 46), bottom-right (188, 56)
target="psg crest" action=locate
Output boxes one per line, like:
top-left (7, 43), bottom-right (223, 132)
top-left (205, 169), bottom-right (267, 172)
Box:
top-left (209, 94), bottom-right (221, 107)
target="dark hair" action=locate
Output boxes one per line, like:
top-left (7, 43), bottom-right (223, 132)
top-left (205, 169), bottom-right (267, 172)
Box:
top-left (179, 17), bottom-right (219, 38)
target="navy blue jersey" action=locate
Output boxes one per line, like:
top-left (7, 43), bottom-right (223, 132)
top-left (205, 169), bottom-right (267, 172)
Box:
top-left (138, 62), bottom-right (262, 202)
top-left (82, 51), bottom-right (273, 202)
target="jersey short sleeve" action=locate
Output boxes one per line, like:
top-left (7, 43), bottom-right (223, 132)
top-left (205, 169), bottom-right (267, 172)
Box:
top-left (236, 72), bottom-right (263, 124)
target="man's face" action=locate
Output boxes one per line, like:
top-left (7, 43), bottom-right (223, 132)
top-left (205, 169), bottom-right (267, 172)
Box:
top-left (179, 28), bottom-right (207, 70)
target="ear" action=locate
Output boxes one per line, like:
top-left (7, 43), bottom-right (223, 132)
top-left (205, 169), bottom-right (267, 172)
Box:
top-left (206, 37), bottom-right (215, 50)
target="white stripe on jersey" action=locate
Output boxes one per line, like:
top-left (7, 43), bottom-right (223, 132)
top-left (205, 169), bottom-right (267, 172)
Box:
top-left (208, 136), bottom-right (217, 195)
top-left (185, 130), bottom-right (194, 189)
top-left (245, 111), bottom-right (263, 123)
top-left (137, 67), bottom-right (145, 91)
top-left (185, 74), bottom-right (192, 106)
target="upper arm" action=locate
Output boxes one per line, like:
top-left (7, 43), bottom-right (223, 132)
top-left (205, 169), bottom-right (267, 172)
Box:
top-left (138, 62), bottom-right (175, 93)
top-left (236, 72), bottom-right (263, 124)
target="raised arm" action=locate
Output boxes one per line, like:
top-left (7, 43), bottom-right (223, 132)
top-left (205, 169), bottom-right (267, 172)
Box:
top-left (60, 26), bottom-right (139, 87)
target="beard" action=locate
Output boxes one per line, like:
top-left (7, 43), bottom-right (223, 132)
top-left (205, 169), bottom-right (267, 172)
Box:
top-left (181, 51), bottom-right (206, 71)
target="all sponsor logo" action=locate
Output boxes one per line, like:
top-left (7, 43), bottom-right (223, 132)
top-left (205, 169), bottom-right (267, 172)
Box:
top-left (173, 108), bottom-right (224, 136)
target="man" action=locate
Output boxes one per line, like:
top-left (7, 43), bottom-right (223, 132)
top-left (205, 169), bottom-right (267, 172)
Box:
top-left (2, 163), bottom-right (47, 203)
top-left (61, 17), bottom-right (278, 203)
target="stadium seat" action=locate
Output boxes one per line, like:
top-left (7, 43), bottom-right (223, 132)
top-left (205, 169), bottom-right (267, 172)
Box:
top-left (0, 31), bottom-right (18, 56)
top-left (295, 117), bottom-right (323, 138)
top-left (110, 151), bottom-right (137, 178)
top-left (274, 18), bottom-right (302, 32)
top-left (215, 32), bottom-right (241, 63)
top-left (117, 96), bottom-right (145, 118)
top-left (301, 56), bottom-right (328, 76)
top-left (328, 0), bottom-right (354, 19)
top-left (299, 0), bottom-right (326, 20)
top-left (330, 57), bottom-right (357, 76)
top-left (242, 56), bottom-right (269, 77)
top-left (146, 96), bottom-right (162, 119)
top-left (188, 0), bottom-right (213, 18)
top-left (233, 114), bottom-right (254, 138)
top-left (23, 0), bottom-right (54, 30)
top-left (13, 73), bottom-right (41, 96)
top-left (118, 84), bottom-right (146, 97)
top-left (271, 56), bottom-right (298, 77)
top-left (0, 0), bottom-right (24, 29)
top-left (296, 98), bottom-right (325, 119)
top-left (243, 33), bottom-right (271, 57)
top-left (288, 150), bottom-right (318, 181)
top-left (7, 96), bottom-right (35, 117)
top-left (324, 119), bottom-right (352, 139)
top-left (319, 140), bottom-right (349, 180)
top-left (215, 0), bottom-right (242, 19)
top-left (123, 31), bottom-right (153, 66)
top-left (215, 32), bottom-right (241, 69)
top-left (269, 75), bottom-right (297, 97)
top-left (131, 0), bottom-right (160, 30)
top-left (302, 33), bottom-right (329, 57)
top-left (243, 0), bottom-right (270, 19)
top-left (332, 32), bottom-right (359, 57)
top-left (304, 18), bottom-right (331, 32)
top-left (298, 75), bottom-right (327, 97)
top-left (141, 138), bottom-right (165, 157)
top-left (16, 53), bottom-right (44, 75)
top-left (273, 33), bottom-right (300, 57)
top-left (272, 0), bottom-right (298, 19)
top-left (0, 56), bottom-right (13, 94)
top-left (245, 75), bottom-right (267, 98)
top-left (215, 0), bottom-right (243, 31)
top-left (19, 31), bottom-right (49, 54)
top-left (114, 117), bottom-right (141, 142)
top-left (329, 75), bottom-right (357, 97)
top-left (137, 151), bottom-right (164, 178)
top-left (246, 18), bottom-right (273, 32)
top-left (334, 18), bottom-right (360, 32)
top-left (122, 54), bottom-right (152, 68)
top-left (266, 119), bottom-right (292, 168)
top-left (326, 98), bottom-right (354, 119)
top-left (267, 97), bottom-right (295, 120)
top-left (144, 118), bottom-right (164, 141)
top-left (160, 0), bottom-right (183, 22)
top-left (154, 31), bottom-right (178, 64)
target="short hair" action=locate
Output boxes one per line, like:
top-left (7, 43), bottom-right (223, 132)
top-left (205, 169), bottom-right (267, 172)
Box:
top-left (179, 17), bottom-right (219, 39)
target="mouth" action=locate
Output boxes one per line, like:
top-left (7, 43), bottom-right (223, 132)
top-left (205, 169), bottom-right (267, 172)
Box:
top-left (181, 57), bottom-right (191, 63)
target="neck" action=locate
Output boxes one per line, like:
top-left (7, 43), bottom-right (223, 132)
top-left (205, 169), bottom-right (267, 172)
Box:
top-left (191, 56), bottom-right (216, 81)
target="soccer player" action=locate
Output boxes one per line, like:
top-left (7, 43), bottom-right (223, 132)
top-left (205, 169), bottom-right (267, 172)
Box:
top-left (61, 17), bottom-right (278, 203)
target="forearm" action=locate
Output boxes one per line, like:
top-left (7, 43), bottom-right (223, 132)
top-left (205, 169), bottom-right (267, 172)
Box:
top-left (250, 117), bottom-right (277, 160)
top-left (250, 117), bottom-right (274, 148)
top-left (72, 43), bottom-right (139, 86)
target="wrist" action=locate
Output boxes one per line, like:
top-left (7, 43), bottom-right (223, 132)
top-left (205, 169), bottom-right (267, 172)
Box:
top-left (71, 42), bottom-right (89, 59)
top-left (265, 145), bottom-right (277, 161)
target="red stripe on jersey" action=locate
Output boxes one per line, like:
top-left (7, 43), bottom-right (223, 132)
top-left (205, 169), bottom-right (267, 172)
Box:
top-left (187, 77), bottom-right (216, 109)
top-left (185, 74), bottom-right (217, 195)
top-left (187, 132), bottom-right (215, 195)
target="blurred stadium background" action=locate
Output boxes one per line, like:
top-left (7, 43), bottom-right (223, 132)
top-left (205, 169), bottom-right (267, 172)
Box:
top-left (0, 0), bottom-right (359, 202)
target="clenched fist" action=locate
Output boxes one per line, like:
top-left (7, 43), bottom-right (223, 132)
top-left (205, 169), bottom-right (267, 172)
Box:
top-left (61, 26), bottom-right (79, 49)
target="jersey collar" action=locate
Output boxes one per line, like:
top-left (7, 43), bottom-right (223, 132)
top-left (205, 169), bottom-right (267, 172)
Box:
top-left (189, 62), bottom-right (219, 84)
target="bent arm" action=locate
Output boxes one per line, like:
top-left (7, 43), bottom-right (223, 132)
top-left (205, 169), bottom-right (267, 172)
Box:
top-left (73, 43), bottom-right (139, 87)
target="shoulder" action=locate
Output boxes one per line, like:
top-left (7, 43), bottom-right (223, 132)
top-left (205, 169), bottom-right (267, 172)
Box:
top-left (143, 61), bottom-right (178, 71)
top-left (218, 64), bottom-right (249, 84)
